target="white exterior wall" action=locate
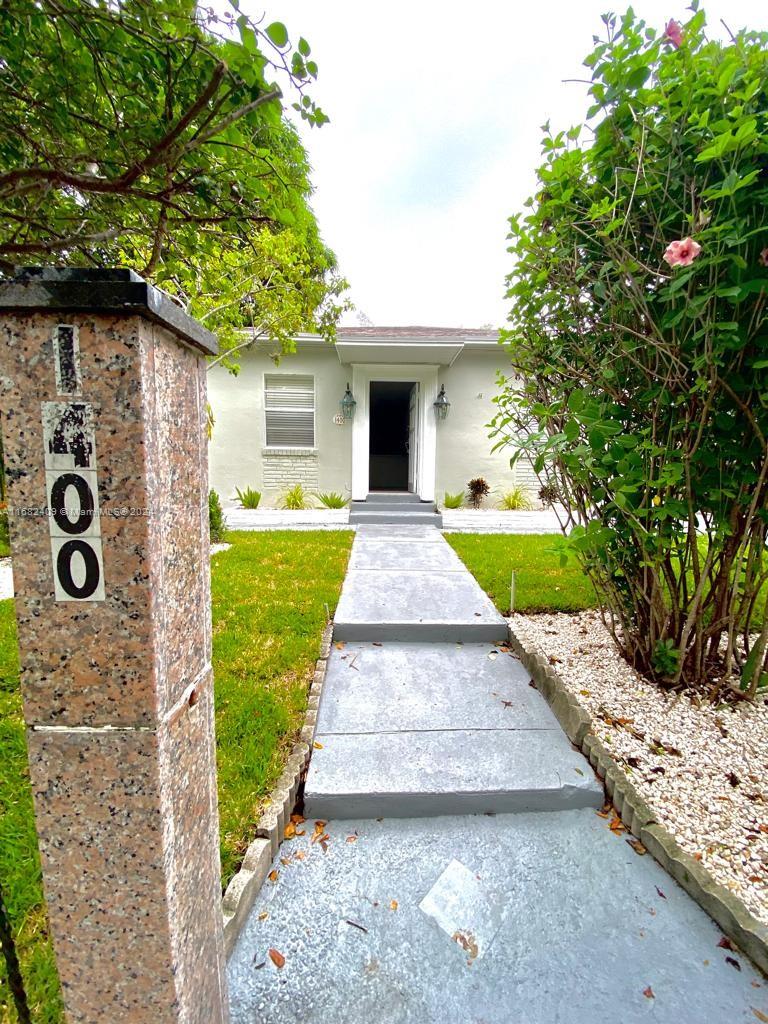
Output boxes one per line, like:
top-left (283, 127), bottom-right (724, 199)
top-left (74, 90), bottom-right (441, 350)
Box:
top-left (207, 341), bottom-right (539, 508)
top-left (435, 351), bottom-right (538, 504)
top-left (207, 344), bottom-right (352, 506)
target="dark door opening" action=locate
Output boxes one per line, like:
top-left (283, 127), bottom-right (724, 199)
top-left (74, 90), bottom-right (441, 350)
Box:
top-left (369, 381), bottom-right (414, 491)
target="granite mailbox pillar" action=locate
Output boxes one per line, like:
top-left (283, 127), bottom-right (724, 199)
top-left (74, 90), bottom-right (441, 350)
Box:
top-left (0, 269), bottom-right (229, 1023)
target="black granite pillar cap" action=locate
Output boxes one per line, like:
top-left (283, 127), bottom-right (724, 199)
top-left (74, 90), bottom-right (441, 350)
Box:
top-left (0, 267), bottom-right (217, 356)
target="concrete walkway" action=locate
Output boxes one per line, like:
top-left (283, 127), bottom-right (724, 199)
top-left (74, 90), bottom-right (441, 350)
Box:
top-left (227, 526), bottom-right (768, 1022)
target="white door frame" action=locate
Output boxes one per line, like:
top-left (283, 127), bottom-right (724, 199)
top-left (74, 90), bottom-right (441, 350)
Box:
top-left (407, 382), bottom-right (419, 493)
top-left (351, 363), bottom-right (438, 501)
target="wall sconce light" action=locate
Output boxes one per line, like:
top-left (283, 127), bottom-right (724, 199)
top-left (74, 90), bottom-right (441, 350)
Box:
top-left (340, 382), bottom-right (356, 420)
top-left (433, 385), bottom-right (451, 421)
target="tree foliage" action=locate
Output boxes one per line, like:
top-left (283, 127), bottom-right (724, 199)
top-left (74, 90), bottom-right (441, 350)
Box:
top-left (0, 0), bottom-right (348, 365)
top-left (494, 6), bottom-right (768, 694)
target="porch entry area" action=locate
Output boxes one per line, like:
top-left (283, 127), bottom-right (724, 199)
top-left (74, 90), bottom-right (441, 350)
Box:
top-left (350, 364), bottom-right (438, 503)
top-left (368, 380), bottom-right (418, 492)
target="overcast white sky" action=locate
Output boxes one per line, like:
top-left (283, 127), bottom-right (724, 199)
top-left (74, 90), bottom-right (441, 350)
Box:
top-left (252, 0), bottom-right (766, 328)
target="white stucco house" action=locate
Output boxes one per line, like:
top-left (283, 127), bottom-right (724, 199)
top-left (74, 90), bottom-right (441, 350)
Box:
top-left (207, 326), bottom-right (537, 510)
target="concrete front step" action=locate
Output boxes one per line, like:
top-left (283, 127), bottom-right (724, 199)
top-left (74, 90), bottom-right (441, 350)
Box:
top-left (348, 538), bottom-right (465, 571)
top-left (333, 568), bottom-right (505, 641)
top-left (303, 641), bottom-right (603, 819)
top-left (316, 641), bottom-right (557, 733)
top-left (364, 492), bottom-right (421, 503)
top-left (352, 499), bottom-right (437, 513)
top-left (349, 511), bottom-right (444, 526)
top-left (304, 729), bottom-right (603, 818)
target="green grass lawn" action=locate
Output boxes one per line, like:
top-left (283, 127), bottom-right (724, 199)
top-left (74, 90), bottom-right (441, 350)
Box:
top-left (213, 530), bottom-right (351, 883)
top-left (0, 529), bottom-right (351, 1024)
top-left (445, 533), bottom-right (597, 615)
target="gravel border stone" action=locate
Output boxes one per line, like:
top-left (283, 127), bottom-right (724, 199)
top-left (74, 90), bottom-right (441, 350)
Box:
top-left (507, 616), bottom-right (768, 975)
top-left (221, 620), bottom-right (332, 957)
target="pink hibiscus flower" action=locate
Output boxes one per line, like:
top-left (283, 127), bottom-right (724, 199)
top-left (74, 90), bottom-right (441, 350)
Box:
top-left (663, 237), bottom-right (702, 268)
top-left (665, 19), bottom-right (684, 48)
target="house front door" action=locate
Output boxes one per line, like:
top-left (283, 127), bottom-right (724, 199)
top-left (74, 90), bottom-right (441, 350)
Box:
top-left (350, 365), bottom-right (437, 502)
top-left (407, 382), bottom-right (420, 492)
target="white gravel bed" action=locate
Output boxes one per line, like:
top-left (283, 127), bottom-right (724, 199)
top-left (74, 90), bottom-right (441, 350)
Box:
top-left (513, 609), bottom-right (768, 925)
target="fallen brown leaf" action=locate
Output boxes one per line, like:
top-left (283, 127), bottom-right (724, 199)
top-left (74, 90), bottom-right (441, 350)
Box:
top-left (268, 948), bottom-right (285, 969)
top-left (335, 641), bottom-right (345, 649)
top-left (452, 929), bottom-right (479, 964)
top-left (726, 956), bottom-right (742, 971)
top-left (390, 900), bottom-right (398, 911)
top-left (346, 835), bottom-right (358, 844)
top-left (751, 1009), bottom-right (768, 1023)
top-left (268, 869), bottom-right (279, 883)
top-left (258, 912), bottom-right (269, 921)
top-left (655, 886), bottom-right (666, 899)
top-left (626, 838), bottom-right (647, 856)
top-left (290, 814), bottom-right (305, 825)
top-left (643, 986), bottom-right (654, 999)
top-left (718, 936), bottom-right (734, 950)
top-left (313, 741), bottom-right (324, 750)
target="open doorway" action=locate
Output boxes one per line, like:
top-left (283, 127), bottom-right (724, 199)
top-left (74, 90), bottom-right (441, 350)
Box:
top-left (368, 380), bottom-right (417, 492)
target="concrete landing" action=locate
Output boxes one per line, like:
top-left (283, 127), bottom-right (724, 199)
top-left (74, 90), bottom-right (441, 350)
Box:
top-left (304, 641), bottom-right (602, 818)
top-left (228, 811), bottom-right (767, 1024)
top-left (334, 527), bottom-right (507, 642)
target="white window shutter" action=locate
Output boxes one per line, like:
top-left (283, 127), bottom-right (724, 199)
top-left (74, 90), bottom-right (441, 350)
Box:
top-left (264, 374), bottom-right (315, 447)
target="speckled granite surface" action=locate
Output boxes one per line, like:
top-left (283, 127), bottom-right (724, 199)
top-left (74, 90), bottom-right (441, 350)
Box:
top-left (0, 294), bottom-right (227, 1022)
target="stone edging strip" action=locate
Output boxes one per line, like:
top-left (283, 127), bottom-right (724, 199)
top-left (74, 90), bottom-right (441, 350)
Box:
top-left (507, 619), bottom-right (768, 976)
top-left (220, 621), bottom-right (333, 957)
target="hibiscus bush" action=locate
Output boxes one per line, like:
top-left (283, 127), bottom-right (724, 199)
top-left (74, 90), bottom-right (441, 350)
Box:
top-left (494, 6), bottom-right (768, 694)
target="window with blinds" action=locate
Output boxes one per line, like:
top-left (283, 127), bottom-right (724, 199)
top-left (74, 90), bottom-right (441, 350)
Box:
top-left (264, 373), bottom-right (315, 447)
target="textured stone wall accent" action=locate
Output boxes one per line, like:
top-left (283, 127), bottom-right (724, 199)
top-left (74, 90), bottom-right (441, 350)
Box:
top-left (0, 280), bottom-right (228, 1023)
top-left (262, 447), bottom-right (319, 492)
top-left (507, 620), bottom-right (768, 976)
top-left (221, 620), bottom-right (332, 957)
